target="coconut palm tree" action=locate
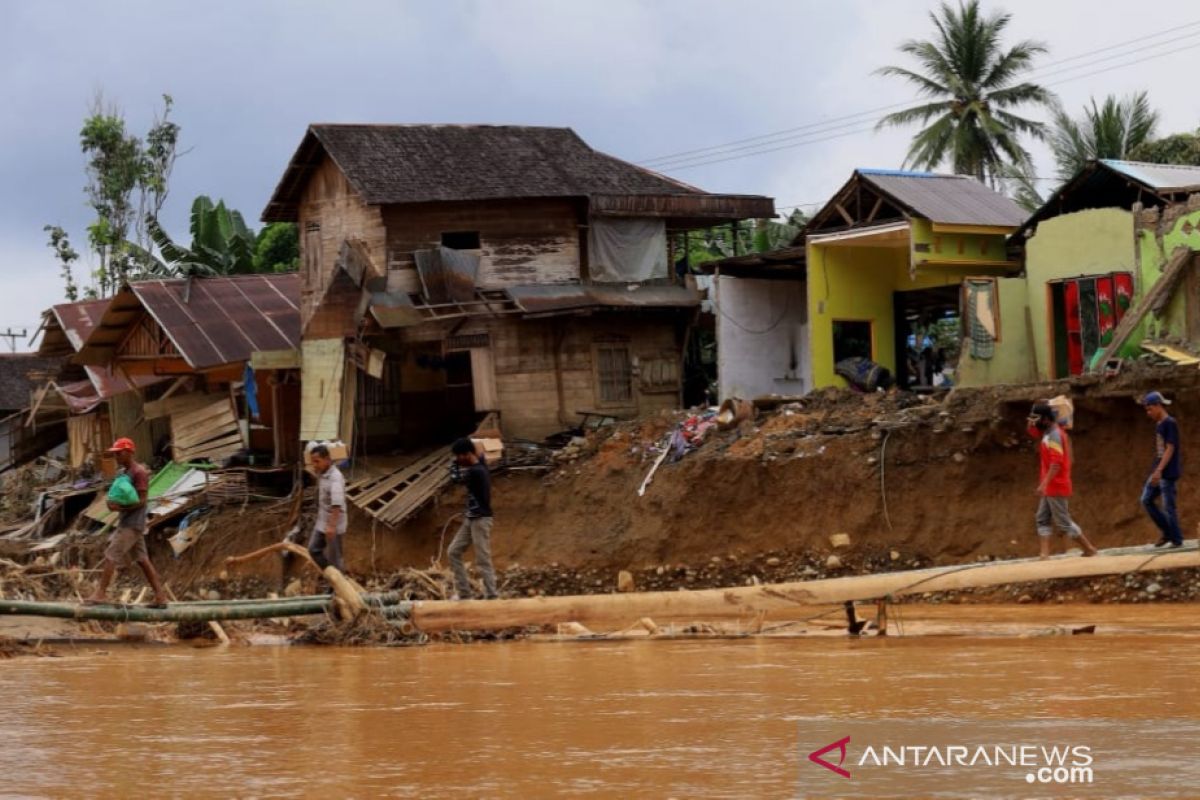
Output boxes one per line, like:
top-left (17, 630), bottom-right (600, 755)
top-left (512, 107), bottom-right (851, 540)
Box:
top-left (875, 0), bottom-right (1053, 186)
top-left (1049, 92), bottom-right (1160, 180)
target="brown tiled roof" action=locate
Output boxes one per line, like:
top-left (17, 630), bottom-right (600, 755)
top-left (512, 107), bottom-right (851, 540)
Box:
top-left (0, 354), bottom-right (64, 410)
top-left (262, 124), bottom-right (773, 222)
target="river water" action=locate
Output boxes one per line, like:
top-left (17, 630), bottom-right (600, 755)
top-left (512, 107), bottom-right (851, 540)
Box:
top-left (2, 605), bottom-right (1198, 798)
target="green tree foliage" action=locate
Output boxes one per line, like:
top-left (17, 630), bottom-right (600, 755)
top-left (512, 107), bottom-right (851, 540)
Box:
top-left (140, 196), bottom-right (258, 277)
top-left (254, 223), bottom-right (300, 273)
top-left (43, 226), bottom-right (80, 301)
top-left (49, 93), bottom-right (180, 299)
top-left (1049, 92), bottom-right (1159, 180)
top-left (80, 103), bottom-right (142, 295)
top-left (995, 160), bottom-right (1044, 213)
top-left (681, 209), bottom-right (808, 270)
top-left (875, 0), bottom-right (1053, 185)
top-left (1128, 129), bottom-right (1200, 166)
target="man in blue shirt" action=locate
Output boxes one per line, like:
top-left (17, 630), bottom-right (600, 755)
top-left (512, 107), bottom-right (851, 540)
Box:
top-left (1141, 392), bottom-right (1183, 548)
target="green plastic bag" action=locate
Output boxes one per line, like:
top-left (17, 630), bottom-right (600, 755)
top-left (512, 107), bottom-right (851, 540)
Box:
top-left (107, 474), bottom-right (139, 506)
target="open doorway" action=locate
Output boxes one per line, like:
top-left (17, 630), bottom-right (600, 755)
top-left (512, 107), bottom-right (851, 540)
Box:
top-left (442, 350), bottom-right (480, 440)
top-left (893, 286), bottom-right (960, 390)
top-left (356, 341), bottom-right (486, 455)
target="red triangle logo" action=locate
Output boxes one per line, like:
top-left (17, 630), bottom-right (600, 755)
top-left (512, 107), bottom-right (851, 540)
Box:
top-left (808, 736), bottom-right (851, 779)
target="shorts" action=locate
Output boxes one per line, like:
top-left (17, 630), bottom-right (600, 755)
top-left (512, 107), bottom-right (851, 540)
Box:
top-left (1036, 496), bottom-right (1082, 538)
top-left (105, 526), bottom-right (149, 568)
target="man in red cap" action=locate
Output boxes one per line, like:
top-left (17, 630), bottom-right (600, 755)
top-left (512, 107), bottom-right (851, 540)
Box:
top-left (85, 437), bottom-right (169, 606)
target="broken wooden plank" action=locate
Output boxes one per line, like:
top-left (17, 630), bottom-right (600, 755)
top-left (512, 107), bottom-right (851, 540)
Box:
top-left (1090, 246), bottom-right (1193, 372)
top-left (1141, 341), bottom-right (1200, 366)
top-left (347, 447), bottom-right (452, 526)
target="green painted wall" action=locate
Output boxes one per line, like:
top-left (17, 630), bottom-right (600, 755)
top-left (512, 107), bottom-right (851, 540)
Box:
top-left (807, 224), bottom-right (1020, 388)
top-left (1022, 208), bottom-right (1136, 379)
top-left (909, 219), bottom-right (1011, 266)
top-left (1138, 206), bottom-right (1200, 339)
top-left (955, 277), bottom-right (1034, 387)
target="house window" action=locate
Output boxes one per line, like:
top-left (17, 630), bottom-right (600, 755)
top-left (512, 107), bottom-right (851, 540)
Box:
top-left (832, 320), bottom-right (873, 363)
top-left (303, 222), bottom-right (321, 287)
top-left (1050, 272), bottom-right (1133, 377)
top-left (594, 344), bottom-right (633, 405)
top-left (441, 231), bottom-right (481, 250)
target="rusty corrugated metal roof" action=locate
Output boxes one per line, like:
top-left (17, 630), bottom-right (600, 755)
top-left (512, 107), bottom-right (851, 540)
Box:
top-left (76, 274), bottom-right (301, 371)
top-left (37, 298), bottom-right (111, 357)
top-left (131, 274), bottom-right (301, 370)
top-left (858, 169), bottom-right (1025, 228)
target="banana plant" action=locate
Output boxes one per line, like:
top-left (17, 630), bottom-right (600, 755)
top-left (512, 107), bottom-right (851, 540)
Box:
top-left (134, 195), bottom-right (257, 278)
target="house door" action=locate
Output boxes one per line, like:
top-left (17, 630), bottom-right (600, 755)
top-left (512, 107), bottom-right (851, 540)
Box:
top-left (443, 351), bottom-right (478, 439)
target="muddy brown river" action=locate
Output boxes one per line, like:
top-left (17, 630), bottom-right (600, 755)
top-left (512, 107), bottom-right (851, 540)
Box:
top-left (2, 605), bottom-right (1198, 798)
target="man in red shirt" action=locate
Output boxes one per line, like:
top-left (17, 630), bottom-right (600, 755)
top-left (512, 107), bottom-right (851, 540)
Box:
top-left (1029, 403), bottom-right (1099, 560)
top-left (85, 437), bottom-right (169, 607)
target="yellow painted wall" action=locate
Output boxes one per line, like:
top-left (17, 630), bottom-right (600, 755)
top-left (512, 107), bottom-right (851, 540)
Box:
top-left (807, 223), bottom-right (1020, 388)
top-left (1023, 208), bottom-right (1136, 378)
top-left (955, 277), bottom-right (1034, 387)
top-left (808, 251), bottom-right (1000, 387)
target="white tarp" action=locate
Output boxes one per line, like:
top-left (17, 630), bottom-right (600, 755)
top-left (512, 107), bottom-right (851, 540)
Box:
top-left (588, 217), bottom-right (668, 283)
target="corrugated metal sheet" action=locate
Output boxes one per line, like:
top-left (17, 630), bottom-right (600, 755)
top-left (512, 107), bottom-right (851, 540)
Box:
top-left (132, 274), bottom-right (300, 370)
top-left (300, 339), bottom-right (344, 441)
top-left (83, 366), bottom-right (165, 400)
top-left (38, 299), bottom-right (111, 357)
top-left (1100, 160), bottom-right (1200, 192)
top-left (506, 285), bottom-right (594, 314)
top-left (54, 299), bottom-right (110, 351)
top-left (587, 285), bottom-right (702, 307)
top-left (507, 284), bottom-right (701, 314)
top-left (369, 291), bottom-right (426, 329)
top-left (858, 170), bottom-right (1026, 227)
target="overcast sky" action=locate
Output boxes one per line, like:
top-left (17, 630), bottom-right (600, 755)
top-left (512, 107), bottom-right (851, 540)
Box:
top-left (3, 0), bottom-right (1199, 348)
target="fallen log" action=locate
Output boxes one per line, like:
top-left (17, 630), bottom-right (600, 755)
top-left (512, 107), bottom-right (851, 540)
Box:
top-left (406, 542), bottom-right (1200, 633)
top-left (224, 541), bottom-right (367, 619)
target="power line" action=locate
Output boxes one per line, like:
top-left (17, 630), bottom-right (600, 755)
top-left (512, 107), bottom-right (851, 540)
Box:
top-left (0, 328), bottom-right (28, 353)
top-left (638, 17), bottom-right (1200, 170)
top-left (649, 38), bottom-right (1200, 173)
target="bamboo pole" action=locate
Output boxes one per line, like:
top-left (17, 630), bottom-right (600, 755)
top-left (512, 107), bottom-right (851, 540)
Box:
top-left (0, 597), bottom-right (336, 623)
top-left (407, 543), bottom-right (1200, 633)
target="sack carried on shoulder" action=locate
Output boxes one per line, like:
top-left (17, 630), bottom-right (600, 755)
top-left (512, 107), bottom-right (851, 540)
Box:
top-left (108, 474), bottom-right (139, 506)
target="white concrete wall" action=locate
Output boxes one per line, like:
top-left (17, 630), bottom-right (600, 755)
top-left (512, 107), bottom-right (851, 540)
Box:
top-left (714, 276), bottom-right (809, 401)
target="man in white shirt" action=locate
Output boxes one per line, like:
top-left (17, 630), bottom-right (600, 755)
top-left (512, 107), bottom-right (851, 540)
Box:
top-left (307, 445), bottom-right (347, 572)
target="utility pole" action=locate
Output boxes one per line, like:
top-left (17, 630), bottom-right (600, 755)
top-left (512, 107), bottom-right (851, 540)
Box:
top-left (0, 328), bottom-right (27, 353)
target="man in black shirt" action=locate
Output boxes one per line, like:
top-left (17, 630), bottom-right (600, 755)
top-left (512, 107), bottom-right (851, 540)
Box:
top-left (448, 437), bottom-right (498, 599)
top-left (1141, 391), bottom-right (1184, 548)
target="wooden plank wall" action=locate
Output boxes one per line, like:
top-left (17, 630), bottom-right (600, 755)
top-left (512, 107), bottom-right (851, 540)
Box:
top-left (382, 198), bottom-right (582, 293)
top-left (67, 412), bottom-right (112, 468)
top-left (297, 155), bottom-right (387, 330)
top-left (384, 312), bottom-right (684, 441)
top-left (108, 392), bottom-right (169, 461)
top-left (300, 339), bottom-right (345, 441)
